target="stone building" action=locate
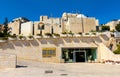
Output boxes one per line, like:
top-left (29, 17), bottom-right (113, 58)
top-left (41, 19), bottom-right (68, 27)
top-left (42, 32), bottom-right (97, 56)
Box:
top-left (8, 12), bottom-right (99, 36)
top-left (62, 12), bottom-right (99, 33)
top-left (0, 34), bottom-right (120, 63)
top-left (21, 21), bottom-right (34, 36)
top-left (105, 20), bottom-right (120, 31)
top-left (39, 16), bottom-right (62, 35)
top-left (8, 17), bottom-right (30, 35)
top-left (1, 14), bottom-right (120, 63)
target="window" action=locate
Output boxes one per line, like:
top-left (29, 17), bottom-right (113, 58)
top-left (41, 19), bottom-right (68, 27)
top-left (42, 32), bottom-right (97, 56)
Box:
top-left (42, 48), bottom-right (56, 57)
top-left (59, 25), bottom-right (61, 28)
top-left (38, 24), bottom-right (44, 30)
top-left (41, 25), bottom-right (44, 29)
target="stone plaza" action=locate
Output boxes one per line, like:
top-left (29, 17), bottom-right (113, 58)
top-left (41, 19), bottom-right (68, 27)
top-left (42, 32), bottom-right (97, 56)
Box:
top-left (0, 60), bottom-right (120, 77)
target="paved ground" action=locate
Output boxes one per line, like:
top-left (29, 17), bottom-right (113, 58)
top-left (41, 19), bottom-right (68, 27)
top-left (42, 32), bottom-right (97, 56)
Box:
top-left (0, 60), bottom-right (120, 77)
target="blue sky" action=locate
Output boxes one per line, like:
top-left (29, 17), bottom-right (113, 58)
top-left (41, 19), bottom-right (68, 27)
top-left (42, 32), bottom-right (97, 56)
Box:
top-left (0, 0), bottom-right (120, 24)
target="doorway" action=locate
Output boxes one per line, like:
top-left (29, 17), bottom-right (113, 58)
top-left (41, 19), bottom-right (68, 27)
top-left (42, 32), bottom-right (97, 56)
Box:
top-left (62, 48), bottom-right (96, 63)
top-left (75, 52), bottom-right (86, 62)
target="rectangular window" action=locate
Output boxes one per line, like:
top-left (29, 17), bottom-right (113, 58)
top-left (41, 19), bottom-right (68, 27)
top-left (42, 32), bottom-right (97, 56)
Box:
top-left (42, 48), bottom-right (56, 57)
top-left (41, 25), bottom-right (44, 29)
top-left (38, 25), bottom-right (44, 30)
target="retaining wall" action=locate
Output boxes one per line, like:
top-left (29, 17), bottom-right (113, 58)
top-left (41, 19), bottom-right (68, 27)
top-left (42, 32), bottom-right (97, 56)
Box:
top-left (0, 53), bottom-right (16, 68)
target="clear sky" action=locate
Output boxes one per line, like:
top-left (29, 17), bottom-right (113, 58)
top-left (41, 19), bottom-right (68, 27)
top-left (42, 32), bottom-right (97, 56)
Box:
top-left (0, 0), bottom-right (120, 24)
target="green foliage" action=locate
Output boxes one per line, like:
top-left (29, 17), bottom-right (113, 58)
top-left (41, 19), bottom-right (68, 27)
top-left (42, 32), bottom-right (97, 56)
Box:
top-left (53, 33), bottom-right (60, 37)
top-left (92, 32), bottom-right (96, 35)
top-left (19, 35), bottom-right (24, 40)
top-left (110, 29), bottom-right (115, 33)
top-left (37, 34), bottom-right (43, 36)
top-left (9, 34), bottom-right (17, 38)
top-left (0, 32), bottom-right (11, 37)
top-left (0, 32), bottom-right (5, 37)
top-left (113, 45), bottom-right (120, 54)
top-left (3, 18), bottom-right (10, 36)
top-left (68, 31), bottom-right (74, 36)
top-left (90, 30), bottom-right (96, 32)
top-left (0, 37), bottom-right (8, 40)
top-left (62, 32), bottom-right (67, 35)
top-left (101, 26), bottom-right (110, 31)
top-left (28, 35), bottom-right (33, 39)
top-left (0, 18), bottom-right (11, 37)
top-left (45, 33), bottom-right (52, 37)
top-left (3, 37), bottom-right (8, 40)
top-left (115, 23), bottom-right (120, 32)
top-left (85, 33), bottom-right (89, 35)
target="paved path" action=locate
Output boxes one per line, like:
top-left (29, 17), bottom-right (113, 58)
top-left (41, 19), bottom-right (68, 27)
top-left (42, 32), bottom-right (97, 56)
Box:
top-left (0, 60), bottom-right (120, 77)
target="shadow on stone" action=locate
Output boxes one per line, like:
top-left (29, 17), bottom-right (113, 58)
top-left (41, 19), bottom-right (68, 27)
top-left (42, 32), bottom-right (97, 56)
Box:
top-left (60, 73), bottom-right (68, 76)
top-left (16, 65), bottom-right (28, 68)
top-left (45, 70), bottom-right (53, 74)
top-left (28, 40), bottom-right (39, 46)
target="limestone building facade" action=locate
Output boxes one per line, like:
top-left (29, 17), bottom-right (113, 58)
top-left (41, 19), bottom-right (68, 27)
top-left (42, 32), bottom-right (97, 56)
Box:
top-left (62, 13), bottom-right (99, 33)
top-left (105, 20), bottom-right (120, 31)
top-left (21, 21), bottom-right (34, 36)
top-left (39, 16), bottom-right (62, 34)
top-left (8, 13), bottom-right (99, 36)
top-left (0, 34), bottom-right (120, 63)
top-left (8, 17), bottom-right (30, 35)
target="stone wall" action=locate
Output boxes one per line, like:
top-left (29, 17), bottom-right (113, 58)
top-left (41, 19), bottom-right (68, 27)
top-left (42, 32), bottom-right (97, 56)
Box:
top-left (0, 37), bottom-right (98, 63)
top-left (0, 53), bottom-right (16, 68)
top-left (8, 21), bottom-right (20, 35)
top-left (21, 22), bottom-right (33, 36)
top-left (63, 17), bottom-right (97, 33)
top-left (0, 36), bottom-right (118, 63)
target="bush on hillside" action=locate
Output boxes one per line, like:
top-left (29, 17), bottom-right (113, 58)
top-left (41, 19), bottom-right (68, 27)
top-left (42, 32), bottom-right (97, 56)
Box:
top-left (113, 45), bottom-right (120, 54)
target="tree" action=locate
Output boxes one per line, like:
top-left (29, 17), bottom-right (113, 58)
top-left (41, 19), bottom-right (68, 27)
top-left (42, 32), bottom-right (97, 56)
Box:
top-left (101, 26), bottom-right (110, 31)
top-left (3, 17), bottom-right (10, 37)
top-left (115, 23), bottom-right (120, 32)
top-left (113, 45), bottom-right (120, 54)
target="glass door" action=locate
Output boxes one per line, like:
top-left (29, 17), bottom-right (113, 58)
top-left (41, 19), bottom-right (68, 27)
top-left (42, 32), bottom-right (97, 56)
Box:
top-left (73, 50), bottom-right (86, 62)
